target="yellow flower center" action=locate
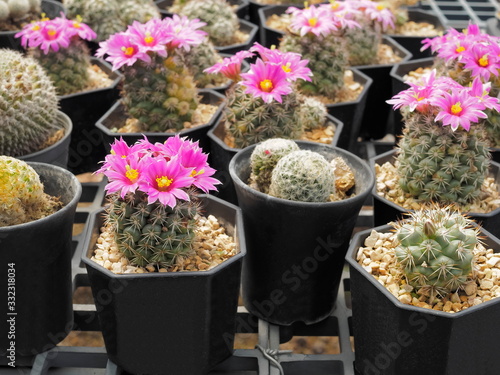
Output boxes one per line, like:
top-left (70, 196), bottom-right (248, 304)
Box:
top-left (125, 165), bottom-right (139, 182)
top-left (451, 102), bottom-right (463, 115)
top-left (455, 45), bottom-right (465, 53)
top-left (376, 4), bottom-right (385, 10)
top-left (330, 1), bottom-right (340, 10)
top-left (31, 24), bottom-right (40, 31)
top-left (144, 32), bottom-right (154, 44)
top-left (72, 21), bottom-right (81, 29)
top-left (121, 46), bottom-right (135, 56)
top-left (282, 62), bottom-right (292, 73)
top-left (308, 18), bottom-right (318, 27)
top-left (190, 169), bottom-right (204, 177)
top-left (47, 28), bottom-right (57, 40)
top-left (479, 55), bottom-right (489, 67)
top-left (156, 176), bottom-right (173, 190)
top-left (259, 79), bottom-right (274, 92)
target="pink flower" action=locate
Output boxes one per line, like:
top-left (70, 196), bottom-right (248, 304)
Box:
top-left (96, 32), bottom-right (151, 70)
top-left (461, 44), bottom-right (500, 81)
top-left (387, 70), bottom-right (441, 112)
top-left (126, 19), bottom-right (169, 57)
top-left (139, 157), bottom-right (195, 207)
top-left (64, 17), bottom-right (96, 40)
top-left (103, 154), bottom-right (144, 198)
top-left (364, 2), bottom-right (395, 31)
top-left (266, 50), bottom-right (312, 82)
top-left (289, 5), bottom-right (338, 37)
top-left (162, 15), bottom-right (207, 52)
top-left (433, 89), bottom-right (488, 131)
top-left (204, 50), bottom-right (254, 81)
top-left (468, 78), bottom-right (500, 112)
top-left (240, 59), bottom-right (293, 103)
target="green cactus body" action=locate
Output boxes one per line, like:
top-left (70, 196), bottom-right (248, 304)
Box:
top-left (269, 149), bottom-right (335, 202)
top-left (180, 0), bottom-right (239, 46)
top-left (485, 109), bottom-right (500, 148)
top-left (182, 39), bottom-right (228, 89)
top-left (396, 112), bottom-right (490, 205)
top-left (343, 20), bottom-right (381, 66)
top-left (394, 207), bottom-right (478, 297)
top-left (121, 53), bottom-right (199, 132)
top-left (0, 0), bottom-right (40, 24)
top-left (31, 39), bottom-right (92, 96)
top-left (280, 32), bottom-right (348, 99)
top-left (250, 138), bottom-right (299, 193)
top-left (224, 86), bottom-right (304, 148)
top-left (118, 0), bottom-right (160, 28)
top-left (298, 96), bottom-right (328, 131)
top-left (0, 156), bottom-right (56, 227)
top-left (0, 49), bottom-right (61, 157)
top-left (107, 191), bottom-right (200, 268)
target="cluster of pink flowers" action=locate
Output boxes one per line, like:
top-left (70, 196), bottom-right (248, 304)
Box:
top-left (96, 136), bottom-right (220, 208)
top-left (205, 42), bottom-right (312, 104)
top-left (387, 70), bottom-right (500, 131)
top-left (422, 24), bottom-right (500, 82)
top-left (15, 15), bottom-right (96, 54)
top-left (95, 16), bottom-right (206, 70)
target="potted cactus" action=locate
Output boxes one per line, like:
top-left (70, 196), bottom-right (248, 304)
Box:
top-left (0, 156), bottom-right (82, 356)
top-left (229, 138), bottom-right (374, 325)
top-left (82, 135), bottom-right (246, 374)
top-left (0, 49), bottom-right (72, 167)
top-left (346, 206), bottom-right (500, 375)
top-left (155, 0), bottom-right (249, 20)
top-left (373, 70), bottom-right (500, 238)
top-left (94, 16), bottom-right (225, 154)
top-left (206, 44), bottom-right (344, 203)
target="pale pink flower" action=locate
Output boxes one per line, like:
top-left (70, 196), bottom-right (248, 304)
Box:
top-left (468, 78), bottom-right (500, 112)
top-left (289, 5), bottom-right (338, 37)
top-left (204, 50), bottom-right (254, 81)
top-left (96, 32), bottom-right (151, 70)
top-left (126, 19), bottom-right (169, 57)
top-left (162, 15), bottom-right (207, 52)
top-left (266, 50), bottom-right (312, 82)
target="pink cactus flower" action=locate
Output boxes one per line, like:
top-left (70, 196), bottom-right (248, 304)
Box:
top-left (162, 14), bottom-right (207, 52)
top-left (204, 50), bottom-right (254, 81)
top-left (126, 19), bottom-right (169, 57)
top-left (468, 78), bottom-right (500, 112)
top-left (265, 50), bottom-right (312, 82)
top-left (103, 154), bottom-right (145, 198)
top-left (461, 44), bottom-right (500, 81)
top-left (64, 16), bottom-right (96, 40)
top-left (289, 5), bottom-right (339, 37)
top-left (96, 32), bottom-right (151, 70)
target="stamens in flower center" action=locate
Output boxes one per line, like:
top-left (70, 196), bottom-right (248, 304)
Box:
top-left (479, 55), bottom-right (489, 67)
top-left (451, 102), bottom-right (463, 115)
top-left (259, 79), bottom-right (274, 92)
top-left (121, 46), bottom-right (135, 56)
top-left (282, 62), bottom-right (292, 73)
top-left (47, 28), bottom-right (57, 40)
top-left (308, 18), bottom-right (318, 27)
top-left (144, 31), bottom-right (154, 44)
top-left (190, 169), bottom-right (204, 177)
top-left (156, 176), bottom-right (173, 190)
top-left (125, 165), bottom-right (139, 182)
top-left (455, 46), bottom-right (465, 53)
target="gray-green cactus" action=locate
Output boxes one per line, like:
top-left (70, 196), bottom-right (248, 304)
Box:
top-left (0, 49), bottom-right (62, 157)
top-left (269, 149), bottom-right (335, 202)
top-left (393, 207), bottom-right (478, 297)
top-left (0, 0), bottom-right (40, 21)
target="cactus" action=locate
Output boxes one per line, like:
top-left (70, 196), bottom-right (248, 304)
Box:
top-left (393, 207), bottom-right (478, 298)
top-left (298, 96), bottom-right (328, 130)
top-left (179, 0), bottom-right (239, 46)
top-left (0, 156), bottom-right (60, 227)
top-left (269, 149), bottom-right (335, 202)
top-left (0, 49), bottom-right (62, 157)
top-left (250, 138), bottom-right (299, 193)
top-left (0, 0), bottom-right (40, 25)
top-left (343, 23), bottom-right (380, 67)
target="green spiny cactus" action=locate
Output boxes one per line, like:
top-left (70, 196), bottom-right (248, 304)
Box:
top-left (0, 49), bottom-right (62, 157)
top-left (279, 31), bottom-right (349, 99)
top-left (298, 96), bottom-right (328, 130)
top-left (269, 149), bottom-right (335, 202)
top-left (485, 109), bottom-right (500, 148)
top-left (396, 111), bottom-right (490, 206)
top-left (343, 20), bottom-right (381, 66)
top-left (121, 53), bottom-right (199, 132)
top-left (0, 156), bottom-right (58, 227)
top-left (30, 39), bottom-right (92, 96)
top-left (106, 190), bottom-right (200, 267)
top-left (118, 0), bottom-right (161, 29)
top-left (179, 0), bottom-right (239, 46)
top-left (250, 138), bottom-right (299, 193)
top-left (393, 207), bottom-right (478, 298)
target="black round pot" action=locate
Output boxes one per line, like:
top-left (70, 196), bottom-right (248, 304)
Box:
top-left (95, 89), bottom-right (225, 155)
top-left (0, 0), bottom-right (65, 51)
top-left (0, 163), bottom-right (82, 357)
top-left (18, 111), bottom-right (73, 169)
top-left (60, 58), bottom-right (122, 174)
top-left (82, 195), bottom-right (246, 375)
top-left (155, 0), bottom-right (249, 20)
top-left (208, 114), bottom-right (344, 205)
top-left (387, 8), bottom-right (446, 60)
top-left (346, 224), bottom-right (500, 375)
top-left (371, 150), bottom-right (500, 239)
top-left (230, 140), bottom-right (374, 326)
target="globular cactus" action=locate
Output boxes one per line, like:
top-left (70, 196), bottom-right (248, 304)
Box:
top-left (0, 49), bottom-right (61, 157)
top-left (0, 156), bottom-right (57, 227)
top-left (343, 24), bottom-right (380, 66)
top-left (298, 96), bottom-right (328, 130)
top-left (106, 190), bottom-right (200, 267)
top-left (118, 0), bottom-right (161, 29)
top-left (0, 0), bottom-right (40, 22)
top-left (250, 138), bottom-right (299, 193)
top-left (179, 0), bottom-right (239, 46)
top-left (393, 207), bottom-right (478, 298)
top-left (269, 149), bottom-right (335, 202)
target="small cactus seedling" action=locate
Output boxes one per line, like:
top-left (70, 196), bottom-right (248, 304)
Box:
top-left (96, 16), bottom-right (206, 132)
top-left (393, 206), bottom-right (479, 299)
top-left (0, 156), bottom-right (61, 227)
top-left (0, 0), bottom-right (41, 25)
top-left (0, 49), bottom-right (62, 157)
top-left (96, 135), bottom-right (220, 268)
top-left (16, 16), bottom-right (97, 96)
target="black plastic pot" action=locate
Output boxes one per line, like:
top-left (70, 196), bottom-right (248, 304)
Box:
top-left (0, 163), bottom-right (82, 357)
top-left (0, 0), bottom-right (65, 51)
top-left (95, 89), bottom-right (225, 155)
top-left (82, 195), bottom-right (246, 375)
top-left (229, 140), bottom-right (374, 326)
top-left (213, 19), bottom-right (259, 55)
top-left (371, 150), bottom-right (500, 239)
top-left (208, 113), bottom-right (344, 205)
top-left (258, 5), bottom-right (292, 48)
top-left (355, 36), bottom-right (412, 142)
top-left (155, 0), bottom-right (249, 20)
top-left (59, 58), bottom-right (121, 174)
top-left (387, 8), bottom-right (445, 60)
top-left (346, 224), bottom-right (500, 375)
top-left (18, 111), bottom-right (73, 169)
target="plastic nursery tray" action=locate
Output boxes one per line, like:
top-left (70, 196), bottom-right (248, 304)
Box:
top-left (0, 180), bottom-right (375, 375)
top-left (418, 0), bottom-right (499, 29)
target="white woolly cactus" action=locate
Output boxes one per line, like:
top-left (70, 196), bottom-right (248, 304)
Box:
top-left (0, 0), bottom-right (40, 21)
